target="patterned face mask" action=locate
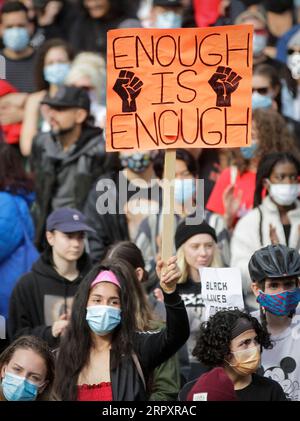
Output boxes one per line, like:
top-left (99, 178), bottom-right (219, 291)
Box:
top-left (257, 288), bottom-right (300, 316)
top-left (120, 152), bottom-right (152, 173)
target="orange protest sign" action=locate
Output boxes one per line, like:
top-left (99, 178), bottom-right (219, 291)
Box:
top-left (106, 25), bottom-right (253, 152)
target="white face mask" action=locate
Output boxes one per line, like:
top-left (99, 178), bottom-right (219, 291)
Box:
top-left (268, 181), bottom-right (300, 206)
top-left (287, 52), bottom-right (300, 80)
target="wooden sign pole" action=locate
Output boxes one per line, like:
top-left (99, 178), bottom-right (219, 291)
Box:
top-left (161, 149), bottom-right (176, 280)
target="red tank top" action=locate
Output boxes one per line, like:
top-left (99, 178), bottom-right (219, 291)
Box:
top-left (77, 382), bottom-right (113, 401)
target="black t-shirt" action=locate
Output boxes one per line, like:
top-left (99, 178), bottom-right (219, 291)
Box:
top-left (179, 372), bottom-right (287, 401)
top-left (236, 373), bottom-right (287, 401)
top-left (2, 50), bottom-right (37, 93)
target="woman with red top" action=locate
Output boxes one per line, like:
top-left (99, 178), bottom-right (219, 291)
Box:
top-left (52, 257), bottom-right (189, 401)
top-left (206, 108), bottom-right (300, 230)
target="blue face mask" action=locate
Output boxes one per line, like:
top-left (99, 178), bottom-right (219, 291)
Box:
top-left (86, 305), bottom-right (121, 336)
top-left (252, 91), bottom-right (272, 110)
top-left (43, 63), bottom-right (70, 85)
top-left (3, 27), bottom-right (30, 52)
top-left (253, 33), bottom-right (267, 56)
top-left (174, 178), bottom-right (195, 204)
top-left (240, 143), bottom-right (257, 160)
top-left (257, 288), bottom-right (300, 316)
top-left (2, 372), bottom-right (39, 401)
top-left (155, 11), bottom-right (182, 29)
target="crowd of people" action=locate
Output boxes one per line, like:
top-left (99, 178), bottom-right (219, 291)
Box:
top-left (1, 0), bottom-right (300, 402)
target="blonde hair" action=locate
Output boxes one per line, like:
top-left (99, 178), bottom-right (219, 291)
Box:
top-left (176, 241), bottom-right (223, 284)
top-left (66, 52), bottom-right (105, 104)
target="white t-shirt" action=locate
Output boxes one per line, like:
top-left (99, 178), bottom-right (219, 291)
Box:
top-left (252, 308), bottom-right (300, 401)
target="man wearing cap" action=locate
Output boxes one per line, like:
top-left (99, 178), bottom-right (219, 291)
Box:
top-left (8, 208), bottom-right (93, 348)
top-left (30, 85), bottom-right (114, 249)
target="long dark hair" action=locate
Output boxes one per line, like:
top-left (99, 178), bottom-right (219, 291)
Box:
top-left (0, 143), bottom-right (34, 194)
top-left (53, 259), bottom-right (140, 401)
top-left (253, 152), bottom-right (300, 207)
top-left (106, 241), bottom-right (146, 277)
top-left (35, 38), bottom-right (74, 91)
top-left (0, 336), bottom-right (55, 401)
top-left (106, 241), bottom-right (154, 330)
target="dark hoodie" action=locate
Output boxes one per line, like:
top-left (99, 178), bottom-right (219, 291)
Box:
top-left (31, 125), bottom-right (117, 249)
top-left (68, 0), bottom-right (141, 54)
top-left (8, 249), bottom-right (91, 349)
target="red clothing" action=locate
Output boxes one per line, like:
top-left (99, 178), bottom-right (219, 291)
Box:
top-left (0, 80), bottom-right (22, 144)
top-left (193, 0), bottom-right (221, 27)
top-left (77, 382), bottom-right (113, 401)
top-left (206, 167), bottom-right (256, 217)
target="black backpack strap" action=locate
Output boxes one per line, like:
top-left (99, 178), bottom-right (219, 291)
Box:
top-left (132, 352), bottom-right (146, 391)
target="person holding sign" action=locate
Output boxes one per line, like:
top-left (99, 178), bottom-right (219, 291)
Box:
top-left (249, 244), bottom-right (300, 401)
top-left (52, 257), bottom-right (189, 401)
top-left (105, 240), bottom-right (182, 401)
top-left (174, 219), bottom-right (223, 381)
top-left (179, 309), bottom-right (286, 401)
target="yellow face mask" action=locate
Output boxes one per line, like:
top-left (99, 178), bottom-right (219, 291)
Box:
top-left (227, 346), bottom-right (260, 376)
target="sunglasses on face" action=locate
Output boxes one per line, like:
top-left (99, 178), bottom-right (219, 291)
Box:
top-left (252, 87), bottom-right (270, 95)
top-left (287, 48), bottom-right (300, 55)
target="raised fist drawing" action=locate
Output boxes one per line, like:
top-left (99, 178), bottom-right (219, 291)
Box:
top-left (208, 66), bottom-right (242, 107)
top-left (113, 70), bottom-right (143, 112)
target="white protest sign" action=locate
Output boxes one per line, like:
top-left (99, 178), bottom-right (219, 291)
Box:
top-left (200, 267), bottom-right (244, 321)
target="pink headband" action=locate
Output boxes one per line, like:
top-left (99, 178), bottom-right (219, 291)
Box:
top-left (90, 270), bottom-right (121, 289)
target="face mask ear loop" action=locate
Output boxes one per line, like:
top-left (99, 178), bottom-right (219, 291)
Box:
top-left (224, 356), bottom-right (237, 368)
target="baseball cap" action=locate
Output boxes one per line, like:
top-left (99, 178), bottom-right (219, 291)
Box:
top-left (46, 208), bottom-right (95, 233)
top-left (41, 85), bottom-right (90, 111)
top-left (187, 367), bottom-right (237, 401)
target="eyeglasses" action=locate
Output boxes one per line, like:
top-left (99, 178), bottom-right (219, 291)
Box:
top-left (252, 87), bottom-right (270, 95)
